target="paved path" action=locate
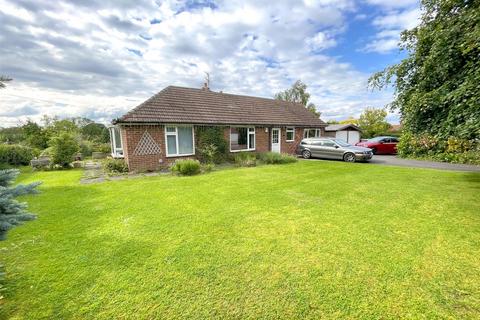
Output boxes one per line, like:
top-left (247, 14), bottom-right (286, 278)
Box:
top-left (81, 161), bottom-right (105, 183)
top-left (367, 155), bottom-right (480, 172)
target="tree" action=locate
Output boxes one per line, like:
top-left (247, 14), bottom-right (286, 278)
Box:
top-left (358, 108), bottom-right (391, 138)
top-left (0, 76), bottom-right (12, 89)
top-left (81, 122), bottom-right (109, 143)
top-left (368, 0), bottom-right (480, 140)
top-left (275, 80), bottom-right (320, 117)
top-left (0, 127), bottom-right (24, 144)
top-left (0, 169), bottom-right (39, 240)
top-left (49, 133), bottom-right (79, 167)
top-left (45, 119), bottom-right (78, 137)
top-left (22, 120), bottom-right (49, 149)
top-left (339, 117), bottom-right (359, 125)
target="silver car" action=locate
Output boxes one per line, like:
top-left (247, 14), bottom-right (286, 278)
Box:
top-left (297, 138), bottom-right (373, 162)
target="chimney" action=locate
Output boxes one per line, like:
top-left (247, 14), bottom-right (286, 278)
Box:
top-left (202, 82), bottom-right (209, 91)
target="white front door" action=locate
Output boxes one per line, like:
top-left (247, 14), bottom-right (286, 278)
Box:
top-left (271, 128), bottom-right (281, 153)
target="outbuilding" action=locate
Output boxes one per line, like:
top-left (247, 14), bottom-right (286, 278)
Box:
top-left (324, 124), bottom-right (361, 144)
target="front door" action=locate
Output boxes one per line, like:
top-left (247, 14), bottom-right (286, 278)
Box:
top-left (271, 128), bottom-right (281, 153)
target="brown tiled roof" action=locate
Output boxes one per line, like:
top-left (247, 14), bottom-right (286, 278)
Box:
top-left (115, 86), bottom-right (326, 127)
top-left (325, 124), bottom-right (361, 131)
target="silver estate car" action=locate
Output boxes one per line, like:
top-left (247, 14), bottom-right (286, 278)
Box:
top-left (297, 138), bottom-right (373, 162)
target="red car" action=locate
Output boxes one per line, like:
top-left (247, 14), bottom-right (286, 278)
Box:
top-left (355, 136), bottom-right (399, 154)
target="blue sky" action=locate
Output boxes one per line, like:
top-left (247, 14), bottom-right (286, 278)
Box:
top-left (0, 0), bottom-right (421, 126)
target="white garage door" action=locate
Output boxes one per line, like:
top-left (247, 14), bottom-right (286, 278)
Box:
top-left (348, 131), bottom-right (360, 144)
top-left (336, 131), bottom-right (348, 142)
top-left (336, 131), bottom-right (360, 144)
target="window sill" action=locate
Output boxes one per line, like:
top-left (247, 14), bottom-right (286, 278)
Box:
top-left (285, 140), bottom-right (294, 143)
top-left (165, 153), bottom-right (195, 158)
top-left (230, 149), bottom-right (256, 153)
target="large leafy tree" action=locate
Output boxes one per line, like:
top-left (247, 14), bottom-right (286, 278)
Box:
top-left (340, 117), bottom-right (359, 125)
top-left (81, 122), bottom-right (109, 143)
top-left (275, 80), bottom-right (320, 117)
top-left (369, 0), bottom-right (480, 140)
top-left (358, 108), bottom-right (391, 138)
top-left (22, 120), bottom-right (49, 149)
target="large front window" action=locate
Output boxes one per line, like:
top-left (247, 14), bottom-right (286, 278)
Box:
top-left (230, 127), bottom-right (255, 151)
top-left (165, 126), bottom-right (194, 156)
top-left (304, 128), bottom-right (321, 138)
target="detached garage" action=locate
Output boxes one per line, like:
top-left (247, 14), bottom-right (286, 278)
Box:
top-left (324, 124), bottom-right (361, 144)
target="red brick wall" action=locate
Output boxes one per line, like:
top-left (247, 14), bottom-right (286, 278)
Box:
top-left (280, 127), bottom-right (304, 154)
top-left (120, 125), bottom-right (164, 172)
top-left (120, 124), bottom-right (197, 172)
top-left (255, 127), bottom-right (269, 152)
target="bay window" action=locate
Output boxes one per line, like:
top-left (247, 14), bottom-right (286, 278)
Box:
top-left (286, 127), bottom-right (295, 141)
top-left (165, 126), bottom-right (194, 157)
top-left (230, 127), bottom-right (255, 151)
top-left (303, 128), bottom-right (321, 138)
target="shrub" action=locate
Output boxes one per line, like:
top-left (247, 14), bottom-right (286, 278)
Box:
top-left (258, 152), bottom-right (298, 164)
top-left (0, 144), bottom-right (38, 165)
top-left (79, 139), bottom-right (94, 157)
top-left (397, 132), bottom-right (480, 164)
top-left (196, 127), bottom-right (228, 163)
top-left (48, 133), bottom-right (79, 167)
top-left (171, 159), bottom-right (201, 175)
top-left (198, 143), bottom-right (218, 164)
top-left (40, 147), bottom-right (53, 158)
top-left (202, 163), bottom-right (215, 173)
top-left (234, 152), bottom-right (257, 167)
top-left (103, 158), bottom-right (128, 174)
top-left (93, 143), bottom-right (111, 154)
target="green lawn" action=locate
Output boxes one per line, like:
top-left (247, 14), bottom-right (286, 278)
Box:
top-left (1, 161), bottom-right (480, 319)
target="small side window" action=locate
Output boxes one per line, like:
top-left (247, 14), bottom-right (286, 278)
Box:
top-left (286, 127), bottom-right (295, 141)
top-left (322, 141), bottom-right (336, 147)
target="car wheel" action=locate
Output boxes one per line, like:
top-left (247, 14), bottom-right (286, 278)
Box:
top-left (343, 152), bottom-right (356, 162)
top-left (371, 148), bottom-right (377, 155)
top-left (302, 150), bottom-right (311, 159)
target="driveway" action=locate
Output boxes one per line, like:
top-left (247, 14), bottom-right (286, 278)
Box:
top-left (367, 155), bottom-right (480, 172)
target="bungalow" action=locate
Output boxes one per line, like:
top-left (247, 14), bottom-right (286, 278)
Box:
top-left (110, 85), bottom-right (326, 171)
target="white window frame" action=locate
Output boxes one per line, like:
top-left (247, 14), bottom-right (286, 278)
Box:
top-left (230, 126), bottom-right (256, 152)
top-left (109, 126), bottom-right (124, 158)
top-left (303, 128), bottom-right (321, 138)
top-left (164, 125), bottom-right (195, 157)
top-left (286, 127), bottom-right (295, 142)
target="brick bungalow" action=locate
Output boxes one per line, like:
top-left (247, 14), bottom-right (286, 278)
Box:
top-left (110, 85), bottom-right (326, 171)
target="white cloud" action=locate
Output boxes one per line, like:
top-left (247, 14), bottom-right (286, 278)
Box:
top-left (365, 0), bottom-right (418, 9)
top-left (0, 0), bottom-right (399, 127)
top-left (306, 32), bottom-right (337, 51)
top-left (373, 7), bottom-right (421, 30)
top-left (363, 7), bottom-right (421, 53)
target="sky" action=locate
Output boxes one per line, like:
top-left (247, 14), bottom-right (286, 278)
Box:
top-left (0, 0), bottom-right (421, 127)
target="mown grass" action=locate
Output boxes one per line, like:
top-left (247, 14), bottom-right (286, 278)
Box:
top-left (1, 161), bottom-right (479, 319)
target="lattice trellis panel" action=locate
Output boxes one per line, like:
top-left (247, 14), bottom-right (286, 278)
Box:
top-left (133, 131), bottom-right (161, 156)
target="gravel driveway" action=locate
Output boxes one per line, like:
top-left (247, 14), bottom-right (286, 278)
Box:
top-left (367, 155), bottom-right (480, 172)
